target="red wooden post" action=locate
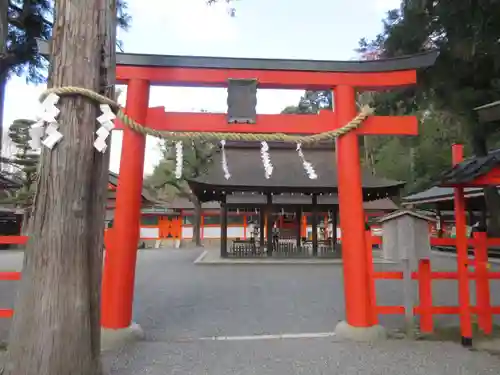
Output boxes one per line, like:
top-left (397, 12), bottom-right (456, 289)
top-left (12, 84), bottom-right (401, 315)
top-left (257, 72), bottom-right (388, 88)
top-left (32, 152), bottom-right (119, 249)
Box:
top-left (365, 230), bottom-right (378, 325)
top-left (243, 214), bottom-right (247, 240)
top-left (101, 79), bottom-right (150, 329)
top-left (301, 215), bottom-right (307, 238)
top-left (335, 85), bottom-right (371, 327)
top-left (473, 231), bottom-right (492, 334)
top-left (452, 144), bottom-right (473, 343)
top-left (418, 259), bottom-right (433, 333)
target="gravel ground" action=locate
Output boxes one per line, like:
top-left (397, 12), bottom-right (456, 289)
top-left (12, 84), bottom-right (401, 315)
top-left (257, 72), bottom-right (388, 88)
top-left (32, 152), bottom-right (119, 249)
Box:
top-left (2, 249), bottom-right (500, 374)
top-left (102, 339), bottom-right (500, 375)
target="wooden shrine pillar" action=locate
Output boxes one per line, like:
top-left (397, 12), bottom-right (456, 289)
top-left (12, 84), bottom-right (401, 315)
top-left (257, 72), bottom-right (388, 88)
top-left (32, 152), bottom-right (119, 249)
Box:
top-left (312, 195), bottom-right (318, 256)
top-left (468, 207), bottom-right (475, 226)
top-left (220, 196), bottom-right (228, 257)
top-left (266, 194), bottom-right (273, 256)
top-left (296, 207), bottom-right (302, 248)
top-left (102, 79), bottom-right (149, 329)
top-left (480, 204), bottom-right (488, 230)
top-left (259, 207), bottom-right (265, 250)
top-left (436, 208), bottom-right (444, 237)
top-left (334, 85), bottom-right (372, 328)
top-left (331, 206), bottom-right (338, 245)
top-left (452, 144), bottom-right (473, 344)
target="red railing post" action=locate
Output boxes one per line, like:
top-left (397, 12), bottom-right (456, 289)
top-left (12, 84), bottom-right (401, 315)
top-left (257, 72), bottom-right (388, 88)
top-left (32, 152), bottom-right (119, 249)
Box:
top-left (452, 144), bottom-right (473, 344)
top-left (418, 259), bottom-right (433, 333)
top-left (473, 232), bottom-right (492, 334)
top-left (365, 230), bottom-right (378, 325)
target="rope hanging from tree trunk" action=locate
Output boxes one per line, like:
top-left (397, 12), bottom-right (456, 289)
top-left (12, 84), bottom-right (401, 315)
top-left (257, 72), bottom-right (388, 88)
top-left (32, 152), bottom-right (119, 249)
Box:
top-left (38, 86), bottom-right (374, 144)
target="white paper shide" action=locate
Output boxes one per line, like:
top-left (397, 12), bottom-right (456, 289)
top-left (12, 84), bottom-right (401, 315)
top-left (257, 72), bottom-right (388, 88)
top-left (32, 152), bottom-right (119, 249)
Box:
top-left (296, 143), bottom-right (318, 179)
top-left (30, 93), bottom-right (63, 150)
top-left (260, 141), bottom-right (273, 179)
top-left (94, 104), bottom-right (116, 153)
top-left (220, 140), bottom-right (231, 179)
top-left (174, 141), bottom-right (183, 179)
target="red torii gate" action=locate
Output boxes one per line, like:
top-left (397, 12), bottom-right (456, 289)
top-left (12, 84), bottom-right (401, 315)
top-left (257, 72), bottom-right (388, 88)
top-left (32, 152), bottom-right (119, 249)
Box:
top-left (101, 50), bottom-right (438, 335)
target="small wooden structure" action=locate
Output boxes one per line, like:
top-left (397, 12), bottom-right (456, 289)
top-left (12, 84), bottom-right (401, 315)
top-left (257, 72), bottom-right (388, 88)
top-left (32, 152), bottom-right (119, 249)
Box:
top-left (377, 209), bottom-right (434, 336)
top-left (377, 209), bottom-right (434, 264)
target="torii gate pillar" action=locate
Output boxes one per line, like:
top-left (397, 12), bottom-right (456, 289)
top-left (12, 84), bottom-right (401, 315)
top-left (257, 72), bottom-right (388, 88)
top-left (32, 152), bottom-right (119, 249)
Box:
top-left (335, 85), bottom-right (373, 327)
top-left (101, 79), bottom-right (149, 330)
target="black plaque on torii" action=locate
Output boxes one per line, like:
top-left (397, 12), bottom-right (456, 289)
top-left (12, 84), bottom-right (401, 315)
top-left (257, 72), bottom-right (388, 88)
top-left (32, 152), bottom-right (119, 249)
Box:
top-left (227, 78), bottom-right (258, 124)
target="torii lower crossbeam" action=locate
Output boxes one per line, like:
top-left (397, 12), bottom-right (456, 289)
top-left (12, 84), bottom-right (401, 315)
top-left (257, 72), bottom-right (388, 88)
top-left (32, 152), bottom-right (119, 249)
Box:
top-left (114, 108), bottom-right (418, 136)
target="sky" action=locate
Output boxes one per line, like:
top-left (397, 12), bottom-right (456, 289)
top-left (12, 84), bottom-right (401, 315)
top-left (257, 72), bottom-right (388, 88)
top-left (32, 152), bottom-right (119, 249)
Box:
top-left (2, 0), bottom-right (401, 175)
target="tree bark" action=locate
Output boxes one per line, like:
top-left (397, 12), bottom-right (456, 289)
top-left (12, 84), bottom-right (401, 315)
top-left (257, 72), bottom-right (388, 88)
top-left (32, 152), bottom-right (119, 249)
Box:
top-left (190, 193), bottom-right (203, 247)
top-left (6, 0), bottom-right (115, 374)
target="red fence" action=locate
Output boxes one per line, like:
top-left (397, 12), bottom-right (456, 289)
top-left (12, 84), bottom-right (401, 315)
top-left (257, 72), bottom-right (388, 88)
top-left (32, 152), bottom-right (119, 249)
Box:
top-left (370, 232), bottom-right (500, 335)
top-left (0, 236), bottom-right (27, 318)
top-left (371, 234), bottom-right (500, 248)
top-left (0, 233), bottom-right (112, 319)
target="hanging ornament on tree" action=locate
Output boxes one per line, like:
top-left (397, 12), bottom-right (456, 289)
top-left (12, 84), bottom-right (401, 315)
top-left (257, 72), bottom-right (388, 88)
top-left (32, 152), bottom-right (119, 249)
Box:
top-left (30, 93), bottom-right (64, 150)
top-left (296, 143), bottom-right (318, 179)
top-left (220, 140), bottom-right (231, 179)
top-left (28, 122), bottom-right (45, 150)
top-left (174, 141), bottom-right (183, 179)
top-left (94, 104), bottom-right (116, 153)
top-left (260, 141), bottom-right (273, 179)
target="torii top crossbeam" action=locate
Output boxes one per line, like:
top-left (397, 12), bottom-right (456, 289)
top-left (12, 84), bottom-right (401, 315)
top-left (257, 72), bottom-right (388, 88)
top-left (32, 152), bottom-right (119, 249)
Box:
top-left (113, 50), bottom-right (438, 89)
top-left (38, 39), bottom-right (437, 89)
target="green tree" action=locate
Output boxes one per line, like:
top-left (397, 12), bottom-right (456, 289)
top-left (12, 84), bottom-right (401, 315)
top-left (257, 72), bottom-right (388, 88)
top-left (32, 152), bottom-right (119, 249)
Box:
top-left (372, 110), bottom-right (468, 194)
top-left (0, 119), bottom-right (39, 228)
top-left (207, 0), bottom-right (237, 17)
top-left (0, 1), bottom-right (131, 155)
top-left (0, 0), bottom-right (131, 82)
top-left (359, 0), bottom-right (500, 233)
top-left (145, 140), bottom-right (215, 246)
top-left (282, 90), bottom-right (332, 114)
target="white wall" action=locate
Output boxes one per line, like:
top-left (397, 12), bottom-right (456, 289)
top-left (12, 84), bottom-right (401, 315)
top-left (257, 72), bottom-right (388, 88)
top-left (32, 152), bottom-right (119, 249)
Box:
top-left (140, 227), bottom-right (159, 239)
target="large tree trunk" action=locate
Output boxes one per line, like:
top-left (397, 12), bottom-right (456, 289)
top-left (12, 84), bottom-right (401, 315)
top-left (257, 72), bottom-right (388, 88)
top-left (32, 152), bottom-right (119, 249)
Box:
top-left (87, 0), bottom-right (117, 371)
top-left (190, 193), bottom-right (203, 247)
top-left (5, 1), bottom-right (115, 374)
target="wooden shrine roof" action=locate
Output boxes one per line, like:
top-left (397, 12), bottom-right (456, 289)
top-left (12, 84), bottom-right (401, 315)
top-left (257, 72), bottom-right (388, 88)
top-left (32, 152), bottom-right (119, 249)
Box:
top-left (188, 144), bottom-right (405, 201)
top-left (402, 186), bottom-right (485, 205)
top-left (437, 148), bottom-right (500, 186)
top-left (0, 173), bottom-right (22, 190)
top-left (474, 101), bottom-right (500, 123)
top-left (107, 171), bottom-right (157, 205)
top-left (169, 196), bottom-right (398, 211)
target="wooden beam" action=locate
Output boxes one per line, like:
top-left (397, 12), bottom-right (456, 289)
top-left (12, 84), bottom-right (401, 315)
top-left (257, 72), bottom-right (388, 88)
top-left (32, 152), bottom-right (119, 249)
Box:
top-left (116, 66), bottom-right (417, 90)
top-left (114, 107), bottom-right (418, 136)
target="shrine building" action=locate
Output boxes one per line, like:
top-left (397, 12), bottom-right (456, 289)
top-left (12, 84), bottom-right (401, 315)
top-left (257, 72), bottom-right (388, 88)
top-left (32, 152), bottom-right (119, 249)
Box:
top-left (185, 140), bottom-right (403, 257)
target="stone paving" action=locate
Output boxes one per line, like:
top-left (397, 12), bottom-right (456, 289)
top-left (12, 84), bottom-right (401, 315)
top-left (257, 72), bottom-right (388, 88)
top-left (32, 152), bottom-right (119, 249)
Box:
top-left (1, 248), bottom-right (500, 374)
